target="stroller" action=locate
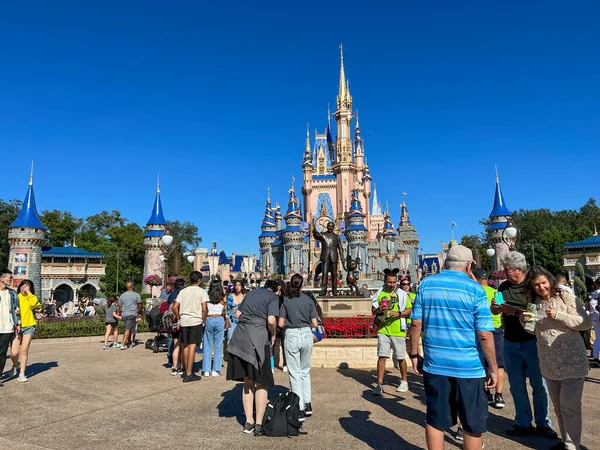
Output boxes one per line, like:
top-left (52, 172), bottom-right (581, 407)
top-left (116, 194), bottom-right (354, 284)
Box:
top-left (144, 304), bottom-right (171, 353)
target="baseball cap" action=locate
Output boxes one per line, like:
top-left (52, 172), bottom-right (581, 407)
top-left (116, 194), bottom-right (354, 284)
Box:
top-left (473, 268), bottom-right (488, 280)
top-left (445, 245), bottom-right (475, 264)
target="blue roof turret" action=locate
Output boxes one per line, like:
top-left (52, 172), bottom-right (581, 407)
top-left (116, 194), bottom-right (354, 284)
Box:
top-left (284, 178), bottom-right (302, 220)
top-left (261, 189), bottom-right (276, 227)
top-left (147, 182), bottom-right (167, 226)
top-left (490, 172), bottom-right (511, 218)
top-left (10, 169), bottom-right (46, 230)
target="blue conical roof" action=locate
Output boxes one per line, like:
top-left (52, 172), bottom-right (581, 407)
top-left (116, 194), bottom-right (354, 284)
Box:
top-left (490, 174), bottom-right (511, 218)
top-left (10, 181), bottom-right (46, 230)
top-left (147, 190), bottom-right (167, 225)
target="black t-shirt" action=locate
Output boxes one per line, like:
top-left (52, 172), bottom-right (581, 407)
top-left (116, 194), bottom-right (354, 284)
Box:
top-left (499, 280), bottom-right (535, 342)
top-left (280, 293), bottom-right (318, 328)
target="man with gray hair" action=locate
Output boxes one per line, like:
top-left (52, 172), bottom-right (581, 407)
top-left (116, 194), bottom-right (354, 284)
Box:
top-left (491, 251), bottom-right (557, 439)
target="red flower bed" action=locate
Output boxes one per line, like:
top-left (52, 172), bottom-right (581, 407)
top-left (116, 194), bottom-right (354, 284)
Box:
top-left (322, 316), bottom-right (376, 339)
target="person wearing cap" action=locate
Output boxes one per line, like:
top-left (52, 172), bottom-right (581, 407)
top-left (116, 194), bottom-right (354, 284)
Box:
top-left (474, 268), bottom-right (506, 409)
top-left (409, 245), bottom-right (497, 450)
top-left (491, 251), bottom-right (556, 439)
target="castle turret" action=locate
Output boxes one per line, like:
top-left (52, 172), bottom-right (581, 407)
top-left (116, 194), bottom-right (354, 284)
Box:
top-left (487, 170), bottom-right (513, 269)
top-left (143, 180), bottom-right (167, 294)
top-left (282, 178), bottom-right (304, 275)
top-left (344, 188), bottom-right (368, 274)
top-left (259, 189), bottom-right (277, 277)
top-left (396, 195), bottom-right (420, 280)
top-left (8, 166), bottom-right (46, 297)
top-left (301, 124), bottom-right (314, 220)
top-left (354, 110), bottom-right (364, 169)
top-left (333, 45), bottom-right (355, 224)
top-left (275, 203), bottom-right (283, 231)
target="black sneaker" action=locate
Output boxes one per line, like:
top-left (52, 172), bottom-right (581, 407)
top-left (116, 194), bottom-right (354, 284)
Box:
top-left (298, 410), bottom-right (306, 422)
top-left (171, 368), bottom-right (178, 376)
top-left (536, 426), bottom-right (558, 439)
top-left (549, 443), bottom-right (566, 450)
top-left (494, 394), bottom-right (506, 409)
top-left (486, 391), bottom-right (494, 405)
top-left (505, 424), bottom-right (535, 436)
top-left (183, 373), bottom-right (201, 383)
top-left (243, 422), bottom-right (255, 434)
top-left (304, 402), bottom-right (313, 416)
top-left (254, 424), bottom-right (265, 436)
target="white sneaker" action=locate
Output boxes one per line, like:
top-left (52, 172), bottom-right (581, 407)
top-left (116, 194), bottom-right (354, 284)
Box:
top-left (202, 371), bottom-right (210, 377)
top-left (396, 380), bottom-right (409, 392)
top-left (282, 366), bottom-right (288, 373)
top-left (18, 374), bottom-right (28, 382)
top-left (211, 371), bottom-right (220, 377)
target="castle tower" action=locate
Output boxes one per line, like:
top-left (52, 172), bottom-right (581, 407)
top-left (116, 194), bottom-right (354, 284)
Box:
top-left (143, 180), bottom-right (167, 294)
top-left (8, 166), bottom-right (46, 297)
top-left (301, 124), bottom-right (314, 220)
top-left (333, 45), bottom-right (356, 224)
top-left (369, 184), bottom-right (384, 240)
top-left (487, 171), bottom-right (513, 270)
top-left (396, 196), bottom-right (420, 280)
top-left (282, 178), bottom-right (304, 275)
top-left (275, 203), bottom-right (283, 231)
top-left (344, 188), bottom-right (368, 274)
top-left (258, 189), bottom-right (277, 277)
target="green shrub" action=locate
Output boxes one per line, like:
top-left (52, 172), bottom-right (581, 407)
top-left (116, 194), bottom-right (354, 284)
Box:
top-left (35, 316), bottom-right (149, 339)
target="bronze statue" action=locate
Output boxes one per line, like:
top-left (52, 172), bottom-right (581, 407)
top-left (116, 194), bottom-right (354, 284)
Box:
top-left (312, 221), bottom-right (346, 296)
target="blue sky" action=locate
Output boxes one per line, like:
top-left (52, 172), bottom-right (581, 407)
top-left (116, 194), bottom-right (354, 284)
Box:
top-left (1, 1), bottom-right (599, 256)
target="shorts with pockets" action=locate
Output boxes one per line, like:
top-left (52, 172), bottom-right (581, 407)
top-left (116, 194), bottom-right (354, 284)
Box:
top-left (181, 324), bottom-right (203, 345)
top-left (423, 371), bottom-right (488, 434)
top-left (377, 333), bottom-right (406, 359)
top-left (492, 327), bottom-right (505, 368)
top-left (123, 316), bottom-right (137, 331)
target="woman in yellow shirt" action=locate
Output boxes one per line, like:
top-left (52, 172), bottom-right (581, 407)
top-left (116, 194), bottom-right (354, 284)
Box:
top-left (14, 279), bottom-right (41, 382)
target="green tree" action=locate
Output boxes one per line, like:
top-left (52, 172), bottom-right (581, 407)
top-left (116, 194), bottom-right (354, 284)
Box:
top-left (40, 210), bottom-right (82, 247)
top-left (0, 199), bottom-right (22, 268)
top-left (494, 198), bottom-right (600, 274)
top-left (165, 220), bottom-right (202, 277)
top-left (460, 234), bottom-right (492, 273)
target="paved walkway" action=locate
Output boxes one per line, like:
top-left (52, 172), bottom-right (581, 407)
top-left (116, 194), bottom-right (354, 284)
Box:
top-left (1, 336), bottom-right (599, 450)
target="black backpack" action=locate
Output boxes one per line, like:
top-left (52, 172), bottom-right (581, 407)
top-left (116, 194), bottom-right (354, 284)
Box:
top-left (262, 391), bottom-right (302, 437)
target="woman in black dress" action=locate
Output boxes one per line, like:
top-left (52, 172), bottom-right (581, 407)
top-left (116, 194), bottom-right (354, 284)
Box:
top-left (227, 279), bottom-right (281, 436)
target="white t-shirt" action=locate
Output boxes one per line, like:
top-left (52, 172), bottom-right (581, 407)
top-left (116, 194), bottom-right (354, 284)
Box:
top-left (0, 289), bottom-right (14, 333)
top-left (175, 286), bottom-right (209, 327)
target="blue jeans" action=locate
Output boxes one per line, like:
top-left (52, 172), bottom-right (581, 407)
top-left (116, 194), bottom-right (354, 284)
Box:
top-left (504, 339), bottom-right (551, 428)
top-left (227, 319), bottom-right (237, 342)
top-left (284, 327), bottom-right (314, 410)
top-left (202, 317), bottom-right (224, 373)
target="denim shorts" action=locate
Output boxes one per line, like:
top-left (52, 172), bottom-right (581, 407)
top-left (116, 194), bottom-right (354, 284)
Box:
top-left (21, 326), bottom-right (36, 335)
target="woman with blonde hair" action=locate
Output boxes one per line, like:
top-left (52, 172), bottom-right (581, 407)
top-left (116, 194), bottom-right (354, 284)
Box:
top-left (522, 266), bottom-right (591, 450)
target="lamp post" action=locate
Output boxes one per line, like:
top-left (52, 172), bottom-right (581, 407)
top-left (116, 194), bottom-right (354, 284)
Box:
top-left (158, 230), bottom-right (195, 286)
top-left (501, 219), bottom-right (519, 250)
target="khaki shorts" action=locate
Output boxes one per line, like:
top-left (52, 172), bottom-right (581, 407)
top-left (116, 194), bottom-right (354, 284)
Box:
top-left (377, 333), bottom-right (406, 359)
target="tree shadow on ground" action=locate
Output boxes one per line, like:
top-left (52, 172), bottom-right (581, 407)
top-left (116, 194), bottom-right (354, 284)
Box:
top-left (218, 381), bottom-right (290, 427)
top-left (338, 368), bottom-right (462, 449)
top-left (340, 410), bottom-right (424, 450)
top-left (24, 361), bottom-right (58, 379)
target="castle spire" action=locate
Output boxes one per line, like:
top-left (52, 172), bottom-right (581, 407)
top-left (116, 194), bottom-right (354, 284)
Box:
top-left (336, 44), bottom-right (352, 110)
top-left (372, 185), bottom-right (382, 215)
top-left (147, 180), bottom-right (166, 226)
top-left (10, 166), bottom-right (46, 230)
top-left (490, 167), bottom-right (511, 218)
top-left (302, 124), bottom-right (313, 168)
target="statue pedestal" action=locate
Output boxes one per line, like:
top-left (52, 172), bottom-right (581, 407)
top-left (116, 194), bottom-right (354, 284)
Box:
top-left (318, 296), bottom-right (373, 318)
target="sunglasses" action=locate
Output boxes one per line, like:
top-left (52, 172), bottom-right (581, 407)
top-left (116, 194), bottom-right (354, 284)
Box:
top-left (400, 283), bottom-right (410, 286)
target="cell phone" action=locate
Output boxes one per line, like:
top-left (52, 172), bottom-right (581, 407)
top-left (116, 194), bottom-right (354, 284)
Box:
top-left (494, 291), bottom-right (504, 305)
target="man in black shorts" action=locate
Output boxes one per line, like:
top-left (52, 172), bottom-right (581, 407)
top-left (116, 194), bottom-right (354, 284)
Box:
top-left (118, 282), bottom-right (142, 349)
top-left (173, 271), bottom-right (208, 382)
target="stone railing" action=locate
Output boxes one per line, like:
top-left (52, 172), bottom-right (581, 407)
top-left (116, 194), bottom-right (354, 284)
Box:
top-left (41, 264), bottom-right (105, 277)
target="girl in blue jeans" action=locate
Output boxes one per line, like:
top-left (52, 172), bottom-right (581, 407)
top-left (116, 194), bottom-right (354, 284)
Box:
top-left (202, 280), bottom-right (226, 377)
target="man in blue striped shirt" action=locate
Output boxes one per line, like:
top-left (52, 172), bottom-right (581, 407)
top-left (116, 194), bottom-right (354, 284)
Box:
top-left (409, 245), bottom-right (497, 450)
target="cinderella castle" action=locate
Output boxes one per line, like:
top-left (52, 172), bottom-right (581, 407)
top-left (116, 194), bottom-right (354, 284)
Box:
top-left (259, 48), bottom-right (420, 284)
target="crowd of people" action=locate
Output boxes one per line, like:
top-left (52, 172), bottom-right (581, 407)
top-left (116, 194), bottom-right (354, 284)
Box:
top-left (1, 249), bottom-right (598, 450)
